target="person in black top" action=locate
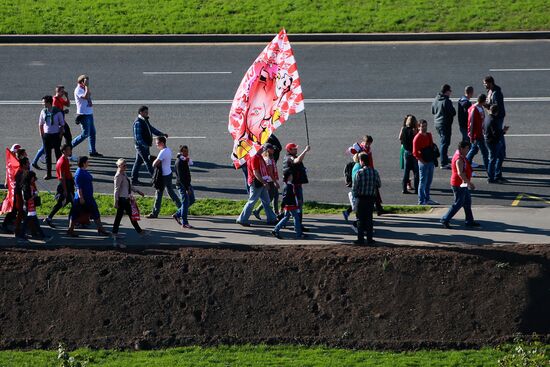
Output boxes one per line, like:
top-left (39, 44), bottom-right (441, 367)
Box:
top-left (174, 145), bottom-right (195, 228)
top-left (457, 86), bottom-right (474, 143)
top-left (131, 106), bottom-right (168, 185)
top-left (282, 142), bottom-right (310, 231)
top-left (484, 105), bottom-right (509, 183)
top-left (399, 115), bottom-right (419, 194)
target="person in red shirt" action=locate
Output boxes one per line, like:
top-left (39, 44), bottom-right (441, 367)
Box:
top-left (53, 85), bottom-right (72, 147)
top-left (43, 144), bottom-right (74, 228)
top-left (236, 145), bottom-right (278, 226)
top-left (441, 141), bottom-right (479, 228)
top-left (465, 94), bottom-right (489, 170)
top-left (412, 119), bottom-right (438, 205)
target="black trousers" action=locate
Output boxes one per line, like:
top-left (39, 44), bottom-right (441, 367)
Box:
top-left (48, 179), bottom-right (74, 219)
top-left (43, 133), bottom-right (62, 176)
top-left (63, 124), bottom-right (72, 147)
top-left (112, 197), bottom-right (142, 234)
top-left (356, 195), bottom-right (375, 242)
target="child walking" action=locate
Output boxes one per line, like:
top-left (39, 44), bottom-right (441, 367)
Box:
top-left (271, 169), bottom-right (307, 239)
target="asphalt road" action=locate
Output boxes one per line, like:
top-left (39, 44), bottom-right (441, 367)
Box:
top-left (1, 40), bottom-right (549, 207)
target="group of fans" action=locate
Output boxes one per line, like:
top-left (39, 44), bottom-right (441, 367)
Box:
top-left (0, 73), bottom-right (509, 246)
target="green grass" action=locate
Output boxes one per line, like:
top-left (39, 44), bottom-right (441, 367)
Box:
top-left (0, 0), bottom-right (549, 35)
top-left (0, 190), bottom-right (429, 217)
top-left (0, 345), bottom-right (513, 367)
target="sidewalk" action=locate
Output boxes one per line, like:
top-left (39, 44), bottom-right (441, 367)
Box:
top-left (0, 206), bottom-right (548, 248)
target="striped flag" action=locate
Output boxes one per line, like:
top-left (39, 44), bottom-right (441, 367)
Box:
top-left (228, 28), bottom-right (304, 168)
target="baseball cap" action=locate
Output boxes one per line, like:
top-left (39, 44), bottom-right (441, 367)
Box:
top-left (285, 143), bottom-right (298, 152)
top-left (77, 74), bottom-right (89, 83)
top-left (10, 144), bottom-right (21, 153)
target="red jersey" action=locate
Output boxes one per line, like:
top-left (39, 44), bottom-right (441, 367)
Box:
top-left (412, 132), bottom-right (434, 161)
top-left (450, 150), bottom-right (472, 187)
top-left (56, 156), bottom-right (72, 181)
top-left (467, 104), bottom-right (484, 141)
top-left (247, 154), bottom-right (268, 185)
top-left (53, 96), bottom-right (69, 110)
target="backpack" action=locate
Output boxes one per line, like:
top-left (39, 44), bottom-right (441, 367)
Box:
top-left (344, 161), bottom-right (355, 187)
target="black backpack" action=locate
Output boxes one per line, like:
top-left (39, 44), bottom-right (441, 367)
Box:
top-left (344, 161), bottom-right (355, 187)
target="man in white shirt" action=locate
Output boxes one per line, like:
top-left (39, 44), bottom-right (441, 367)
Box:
top-left (72, 74), bottom-right (102, 157)
top-left (147, 136), bottom-right (181, 218)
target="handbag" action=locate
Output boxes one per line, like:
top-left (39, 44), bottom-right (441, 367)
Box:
top-left (75, 114), bottom-right (85, 125)
top-left (34, 195), bottom-right (41, 207)
top-left (130, 197), bottom-right (141, 221)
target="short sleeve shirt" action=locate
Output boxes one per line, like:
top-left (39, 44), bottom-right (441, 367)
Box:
top-left (39, 109), bottom-right (64, 134)
top-left (157, 147), bottom-right (173, 176)
top-left (74, 85), bottom-right (93, 115)
top-left (56, 156), bottom-right (72, 181)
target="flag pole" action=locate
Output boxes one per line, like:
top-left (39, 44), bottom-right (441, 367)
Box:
top-left (304, 109), bottom-right (310, 145)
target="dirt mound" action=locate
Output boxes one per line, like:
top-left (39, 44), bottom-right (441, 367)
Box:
top-left (0, 244), bottom-right (549, 350)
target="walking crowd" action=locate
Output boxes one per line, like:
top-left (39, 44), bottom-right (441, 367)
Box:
top-left (1, 74), bottom-right (509, 247)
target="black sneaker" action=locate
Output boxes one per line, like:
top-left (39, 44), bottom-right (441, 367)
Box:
top-left (145, 213), bottom-right (158, 219)
top-left (43, 217), bottom-right (56, 228)
top-left (465, 221), bottom-right (481, 228)
top-left (252, 210), bottom-right (262, 221)
top-left (172, 214), bottom-right (182, 225)
top-left (89, 152), bottom-right (104, 157)
top-left (441, 221), bottom-right (451, 229)
top-left (271, 230), bottom-right (282, 239)
top-left (236, 221), bottom-right (251, 227)
top-left (301, 226), bottom-right (310, 232)
top-left (32, 163), bottom-right (42, 170)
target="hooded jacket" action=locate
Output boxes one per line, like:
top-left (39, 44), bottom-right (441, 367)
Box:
top-left (431, 93), bottom-right (456, 127)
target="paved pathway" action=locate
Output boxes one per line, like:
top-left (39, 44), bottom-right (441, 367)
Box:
top-left (1, 206), bottom-right (548, 249)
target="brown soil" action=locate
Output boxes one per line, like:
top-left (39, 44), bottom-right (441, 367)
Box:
top-left (0, 244), bottom-right (549, 350)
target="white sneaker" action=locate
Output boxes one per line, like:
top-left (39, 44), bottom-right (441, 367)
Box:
top-left (69, 155), bottom-right (79, 162)
top-left (39, 156), bottom-right (46, 164)
top-left (471, 161), bottom-right (480, 168)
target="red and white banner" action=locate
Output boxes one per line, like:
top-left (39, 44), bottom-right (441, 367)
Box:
top-left (1, 148), bottom-right (20, 214)
top-left (228, 28), bottom-right (304, 168)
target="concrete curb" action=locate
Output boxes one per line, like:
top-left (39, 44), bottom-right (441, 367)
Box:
top-left (1, 32), bottom-right (550, 43)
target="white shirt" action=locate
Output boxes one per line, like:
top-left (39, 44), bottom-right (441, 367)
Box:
top-left (74, 85), bottom-right (93, 115)
top-left (157, 147), bottom-right (173, 176)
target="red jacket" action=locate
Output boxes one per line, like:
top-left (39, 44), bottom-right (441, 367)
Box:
top-left (467, 104), bottom-right (484, 141)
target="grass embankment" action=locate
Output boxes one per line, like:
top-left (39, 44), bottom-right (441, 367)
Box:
top-left (0, 0), bottom-right (549, 35)
top-left (0, 190), bottom-right (428, 217)
top-left (0, 345), bottom-right (518, 367)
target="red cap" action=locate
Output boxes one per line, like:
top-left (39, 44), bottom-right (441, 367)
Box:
top-left (285, 143), bottom-right (298, 152)
top-left (10, 144), bottom-right (21, 153)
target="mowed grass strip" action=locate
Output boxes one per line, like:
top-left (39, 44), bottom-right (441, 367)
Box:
top-left (0, 345), bottom-right (509, 366)
top-left (0, 0), bottom-right (549, 35)
top-left (0, 190), bottom-right (429, 217)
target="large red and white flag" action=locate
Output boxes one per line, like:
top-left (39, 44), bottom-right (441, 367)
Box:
top-left (0, 148), bottom-right (20, 214)
top-left (228, 28), bottom-right (304, 168)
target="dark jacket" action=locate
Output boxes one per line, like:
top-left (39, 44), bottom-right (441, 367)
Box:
top-left (175, 154), bottom-right (191, 189)
top-left (431, 93), bottom-right (456, 127)
top-left (484, 114), bottom-right (504, 145)
top-left (488, 85), bottom-right (506, 118)
top-left (152, 166), bottom-right (164, 191)
top-left (267, 134), bottom-right (282, 162)
top-left (133, 116), bottom-right (163, 148)
top-left (281, 182), bottom-right (299, 210)
top-left (457, 96), bottom-right (472, 130)
top-left (283, 154), bottom-right (308, 185)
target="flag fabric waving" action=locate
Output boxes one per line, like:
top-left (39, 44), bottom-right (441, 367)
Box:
top-left (228, 28), bottom-right (304, 168)
top-left (1, 148), bottom-right (20, 215)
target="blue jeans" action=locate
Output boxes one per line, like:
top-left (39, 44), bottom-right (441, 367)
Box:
top-left (237, 184), bottom-right (276, 224)
top-left (131, 145), bottom-right (154, 182)
top-left (435, 124), bottom-right (452, 166)
top-left (487, 140), bottom-right (504, 181)
top-left (152, 173), bottom-right (181, 216)
top-left (441, 186), bottom-right (474, 224)
top-left (31, 146), bottom-right (44, 165)
top-left (418, 161), bottom-right (434, 204)
top-left (459, 124), bottom-right (469, 143)
top-left (274, 209), bottom-right (301, 237)
top-left (71, 114), bottom-right (97, 153)
top-left (466, 138), bottom-right (489, 169)
top-left (175, 186), bottom-right (195, 225)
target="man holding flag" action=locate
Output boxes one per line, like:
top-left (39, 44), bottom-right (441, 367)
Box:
top-left (228, 29), bottom-right (307, 229)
